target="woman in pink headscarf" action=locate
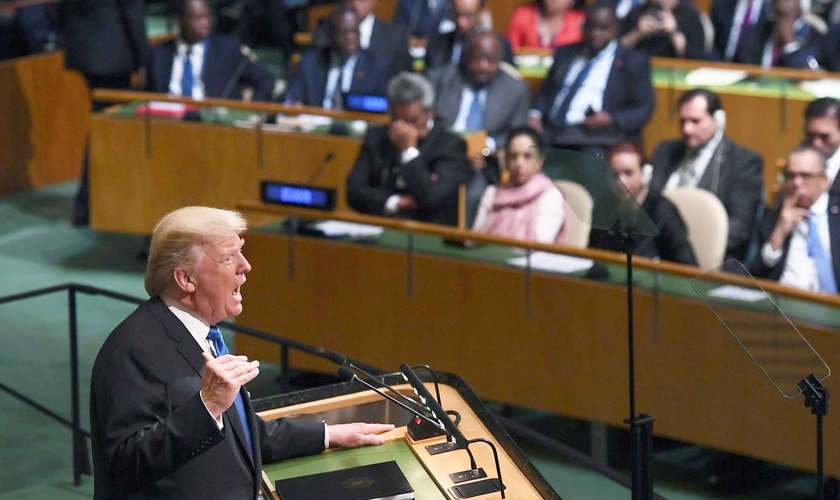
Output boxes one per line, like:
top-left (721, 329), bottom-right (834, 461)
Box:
top-left (472, 126), bottom-right (566, 244)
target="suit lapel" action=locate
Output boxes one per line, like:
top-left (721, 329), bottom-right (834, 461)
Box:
top-left (697, 137), bottom-right (726, 192)
top-left (828, 191), bottom-right (840, 286)
top-left (313, 49), bottom-right (331, 106)
top-left (201, 37), bottom-right (218, 97)
top-left (160, 42), bottom-right (176, 94)
top-left (149, 298), bottom-right (256, 471)
top-left (350, 51), bottom-right (368, 94)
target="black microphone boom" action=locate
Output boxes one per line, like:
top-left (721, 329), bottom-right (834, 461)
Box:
top-left (337, 366), bottom-right (445, 431)
top-left (219, 56), bottom-right (251, 100)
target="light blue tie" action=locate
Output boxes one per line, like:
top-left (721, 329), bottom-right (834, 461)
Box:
top-left (464, 91), bottom-right (484, 132)
top-left (808, 215), bottom-right (837, 294)
top-left (181, 49), bottom-right (194, 98)
top-left (207, 326), bottom-right (253, 457)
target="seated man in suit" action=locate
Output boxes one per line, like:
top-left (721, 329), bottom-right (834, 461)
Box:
top-left (313, 0), bottom-right (414, 74)
top-left (425, 0), bottom-right (513, 71)
top-left (393, 0), bottom-right (452, 41)
top-left (428, 32), bottom-right (530, 225)
top-left (751, 146), bottom-right (839, 293)
top-left (803, 97), bottom-right (840, 187)
top-left (146, 0), bottom-right (278, 101)
top-left (710, 0), bottom-right (768, 62)
top-left (734, 0), bottom-right (830, 69)
top-left (284, 6), bottom-right (391, 108)
top-left (529, 0), bottom-right (655, 151)
top-left (90, 206), bottom-right (393, 499)
top-left (650, 88), bottom-right (764, 263)
top-left (346, 72), bottom-right (472, 226)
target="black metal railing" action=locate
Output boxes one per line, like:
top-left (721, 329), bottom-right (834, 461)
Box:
top-left (0, 283), bottom-right (382, 486)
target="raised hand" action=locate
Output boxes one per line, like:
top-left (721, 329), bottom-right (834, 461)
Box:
top-left (201, 352), bottom-right (260, 418)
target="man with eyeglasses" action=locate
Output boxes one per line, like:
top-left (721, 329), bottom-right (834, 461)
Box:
top-left (802, 97), bottom-right (840, 187)
top-left (751, 146), bottom-right (840, 293)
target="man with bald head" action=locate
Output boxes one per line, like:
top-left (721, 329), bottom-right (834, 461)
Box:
top-left (751, 147), bottom-right (840, 293)
top-left (284, 6), bottom-right (392, 108)
top-left (424, 0), bottom-right (514, 70)
top-left (429, 32), bottom-right (530, 224)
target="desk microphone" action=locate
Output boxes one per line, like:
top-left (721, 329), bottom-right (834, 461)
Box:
top-left (337, 366), bottom-right (445, 431)
top-left (306, 152), bottom-right (335, 184)
top-left (220, 55), bottom-right (252, 101)
top-left (329, 352), bottom-right (430, 409)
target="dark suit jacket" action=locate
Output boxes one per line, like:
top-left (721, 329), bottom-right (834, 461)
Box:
top-left (346, 123), bottom-right (471, 226)
top-left (588, 191), bottom-right (698, 265)
top-left (650, 136), bottom-right (764, 262)
top-left (284, 48), bottom-right (392, 107)
top-left (424, 30), bottom-right (514, 71)
top-left (312, 15), bottom-right (414, 74)
top-left (428, 64), bottom-right (530, 148)
top-left (532, 42), bottom-right (655, 144)
top-left (750, 194), bottom-right (840, 286)
top-left (393, 0), bottom-right (451, 40)
top-left (620, 4), bottom-right (707, 59)
top-left (59, 0), bottom-right (148, 78)
top-left (734, 17), bottom-right (829, 69)
top-left (146, 35), bottom-right (277, 101)
top-left (90, 297), bottom-right (325, 500)
top-left (710, 0), bottom-right (770, 60)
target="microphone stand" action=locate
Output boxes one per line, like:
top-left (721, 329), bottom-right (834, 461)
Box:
top-left (798, 374), bottom-right (829, 500)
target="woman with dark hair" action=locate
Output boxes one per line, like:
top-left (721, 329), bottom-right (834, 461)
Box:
top-left (472, 127), bottom-right (567, 244)
top-left (588, 141), bottom-right (698, 264)
top-left (507, 0), bottom-right (586, 50)
top-left (619, 0), bottom-right (706, 59)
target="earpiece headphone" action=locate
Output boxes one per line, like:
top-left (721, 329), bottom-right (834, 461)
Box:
top-left (713, 109), bottom-right (727, 132)
top-left (642, 163), bottom-right (653, 187)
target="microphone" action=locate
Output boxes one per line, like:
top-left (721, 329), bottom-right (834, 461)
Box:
top-left (220, 55), bottom-right (252, 101)
top-left (337, 366), bottom-right (445, 431)
top-left (306, 152), bottom-right (335, 185)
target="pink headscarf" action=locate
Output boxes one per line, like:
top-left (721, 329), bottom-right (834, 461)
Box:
top-left (477, 172), bottom-right (567, 243)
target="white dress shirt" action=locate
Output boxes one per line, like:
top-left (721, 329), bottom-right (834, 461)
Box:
top-left (664, 130), bottom-right (725, 191)
top-left (168, 39), bottom-right (206, 99)
top-left (452, 86), bottom-right (497, 151)
top-left (826, 147), bottom-right (840, 185)
top-left (323, 53), bottom-right (359, 109)
top-left (359, 13), bottom-right (375, 49)
top-left (761, 192), bottom-right (831, 292)
top-left (549, 40), bottom-right (618, 126)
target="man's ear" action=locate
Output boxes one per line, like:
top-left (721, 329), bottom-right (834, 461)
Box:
top-left (173, 269), bottom-right (195, 293)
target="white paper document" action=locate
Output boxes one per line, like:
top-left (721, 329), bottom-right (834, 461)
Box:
top-left (799, 79), bottom-right (840, 99)
top-left (707, 285), bottom-right (767, 303)
top-left (684, 68), bottom-right (748, 87)
top-left (507, 251), bottom-right (593, 274)
top-left (310, 220), bottom-right (384, 238)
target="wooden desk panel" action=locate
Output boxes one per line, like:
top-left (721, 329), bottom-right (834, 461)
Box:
top-left (0, 52), bottom-right (88, 196)
top-left (237, 230), bottom-right (840, 477)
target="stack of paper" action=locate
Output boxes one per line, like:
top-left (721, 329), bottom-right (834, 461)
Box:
top-left (507, 251), bottom-right (593, 274)
top-left (310, 220), bottom-right (384, 238)
top-left (684, 67), bottom-right (748, 87)
top-left (800, 79), bottom-right (840, 99)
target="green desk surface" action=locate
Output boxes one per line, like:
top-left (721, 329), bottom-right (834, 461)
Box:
top-left (257, 220), bottom-right (840, 330)
top-left (517, 59), bottom-right (820, 100)
top-left (263, 440), bottom-right (447, 500)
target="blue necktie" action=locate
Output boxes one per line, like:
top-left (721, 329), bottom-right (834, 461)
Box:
top-left (808, 215), bottom-right (837, 294)
top-left (464, 91), bottom-right (484, 132)
top-left (181, 48), bottom-right (194, 98)
top-left (551, 59), bottom-right (594, 128)
top-left (207, 326), bottom-right (253, 457)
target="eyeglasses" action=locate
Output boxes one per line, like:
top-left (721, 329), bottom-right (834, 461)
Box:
top-left (782, 171), bottom-right (824, 181)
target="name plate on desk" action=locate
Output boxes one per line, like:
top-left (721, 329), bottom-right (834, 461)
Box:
top-left (261, 181), bottom-right (336, 211)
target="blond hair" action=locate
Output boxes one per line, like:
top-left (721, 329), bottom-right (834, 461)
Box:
top-left (144, 206), bottom-right (248, 297)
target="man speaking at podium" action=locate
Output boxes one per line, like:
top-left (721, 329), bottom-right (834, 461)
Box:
top-left (89, 206), bottom-right (393, 500)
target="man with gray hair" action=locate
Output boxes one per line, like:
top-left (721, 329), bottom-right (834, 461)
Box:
top-left (751, 146), bottom-right (840, 293)
top-left (90, 206), bottom-right (393, 500)
top-left (347, 72), bottom-right (471, 226)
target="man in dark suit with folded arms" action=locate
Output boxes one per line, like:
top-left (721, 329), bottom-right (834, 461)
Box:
top-left (146, 0), bottom-right (277, 101)
top-left (751, 146), bottom-right (839, 293)
top-left (284, 6), bottom-right (392, 108)
top-left (347, 72), bottom-right (472, 226)
top-left (649, 88), bottom-right (764, 264)
top-left (529, 1), bottom-right (655, 151)
top-left (90, 206), bottom-right (393, 500)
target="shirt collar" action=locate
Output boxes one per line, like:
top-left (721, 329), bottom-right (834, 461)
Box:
top-left (161, 295), bottom-right (213, 354)
top-left (692, 130), bottom-right (724, 157)
top-left (359, 14), bottom-right (375, 46)
top-left (811, 191), bottom-right (830, 217)
top-left (177, 38), bottom-right (205, 56)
